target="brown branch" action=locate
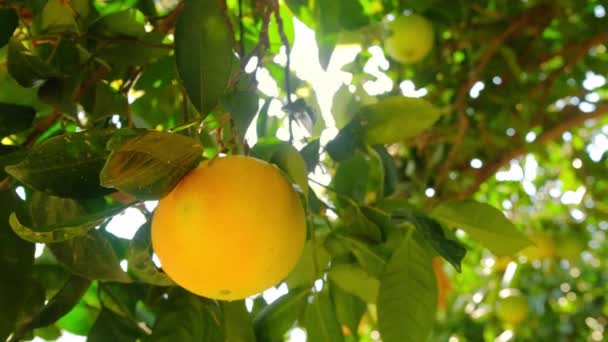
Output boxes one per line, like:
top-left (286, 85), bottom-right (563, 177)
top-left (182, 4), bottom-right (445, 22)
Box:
top-left (154, 1), bottom-right (184, 35)
top-left (435, 9), bottom-right (535, 186)
top-left (455, 102), bottom-right (608, 199)
top-left (538, 32), bottom-right (608, 64)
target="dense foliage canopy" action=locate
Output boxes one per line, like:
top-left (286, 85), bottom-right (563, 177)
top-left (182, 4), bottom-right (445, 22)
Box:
top-left (0, 0), bottom-right (607, 341)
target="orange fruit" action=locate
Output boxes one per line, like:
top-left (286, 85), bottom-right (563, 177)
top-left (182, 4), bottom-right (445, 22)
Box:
top-left (384, 14), bottom-right (434, 64)
top-left (151, 155), bottom-right (307, 300)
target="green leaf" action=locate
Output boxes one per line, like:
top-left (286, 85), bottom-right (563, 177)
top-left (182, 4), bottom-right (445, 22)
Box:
top-left (254, 287), bottom-right (309, 342)
top-left (351, 96), bottom-right (441, 145)
top-left (0, 8), bottom-right (18, 48)
top-left (0, 190), bottom-right (35, 341)
top-left (326, 122), bottom-right (362, 161)
top-left (88, 309), bottom-right (143, 342)
top-left (373, 146), bottom-right (398, 196)
top-left (256, 98), bottom-right (272, 138)
top-left (286, 235), bottom-right (331, 289)
top-left (48, 230), bottom-right (132, 283)
top-left (80, 82), bottom-right (129, 120)
top-left (6, 39), bottom-right (61, 88)
top-left (328, 263), bottom-right (380, 303)
top-left (330, 283), bottom-right (366, 338)
top-left (127, 222), bottom-right (175, 286)
top-left (9, 202), bottom-right (125, 244)
top-left (221, 300), bottom-right (256, 342)
top-left (393, 210), bottom-right (466, 272)
top-left (333, 151), bottom-right (370, 204)
top-left (334, 234), bottom-right (386, 277)
top-left (151, 290), bottom-right (224, 342)
top-left (19, 275), bottom-right (90, 334)
top-left (300, 139), bottom-right (320, 173)
top-left (100, 130), bottom-right (202, 199)
top-left (251, 139), bottom-right (309, 197)
top-left (40, 0), bottom-right (78, 33)
top-left (430, 200), bottom-right (532, 256)
top-left (0, 102), bottom-right (36, 137)
top-left (377, 232), bottom-right (437, 342)
top-left (95, 33), bottom-right (171, 67)
top-left (56, 300), bottom-right (99, 336)
top-left (5, 130), bottom-right (115, 198)
top-left (305, 289), bottom-right (344, 342)
top-left (221, 91), bottom-right (260, 140)
top-left (175, 0), bottom-right (233, 116)
top-left (91, 9), bottom-right (146, 38)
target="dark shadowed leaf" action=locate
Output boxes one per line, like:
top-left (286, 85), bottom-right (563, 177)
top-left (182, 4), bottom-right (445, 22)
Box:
top-left (300, 139), bottom-right (320, 172)
top-left (19, 275), bottom-right (90, 333)
top-left (88, 309), bottom-right (143, 342)
top-left (378, 232), bottom-right (437, 342)
top-left (0, 190), bottom-right (35, 341)
top-left (90, 9), bottom-right (146, 38)
top-left (127, 222), bottom-right (175, 286)
top-left (5, 130), bottom-right (115, 198)
top-left (80, 82), bottom-right (129, 120)
top-left (7, 39), bottom-right (61, 88)
top-left (0, 8), bottom-right (18, 48)
top-left (150, 289), bottom-right (223, 342)
top-left (48, 230), bottom-right (132, 283)
top-left (0, 102), bottom-right (36, 137)
top-left (100, 130), bottom-right (202, 199)
top-left (254, 287), bottom-right (309, 342)
top-left (221, 300), bottom-right (256, 342)
top-left (305, 289), bottom-right (344, 342)
top-left (334, 234), bottom-right (386, 277)
top-left (430, 201), bottom-right (531, 256)
top-left (256, 98), bottom-right (273, 138)
top-left (175, 0), bottom-right (233, 116)
top-left (373, 146), bottom-right (398, 196)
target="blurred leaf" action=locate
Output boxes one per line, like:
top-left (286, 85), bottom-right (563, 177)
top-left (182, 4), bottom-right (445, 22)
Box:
top-left (254, 287), bottom-right (309, 342)
top-left (300, 139), bottom-right (320, 172)
top-left (334, 234), bottom-right (386, 277)
top-left (430, 201), bottom-right (531, 256)
top-left (222, 91), bottom-right (259, 140)
top-left (328, 263), bottom-right (380, 303)
top-left (221, 300), bottom-right (256, 342)
top-left (127, 222), bottom-right (175, 286)
top-left (40, 0), bottom-right (78, 33)
top-left (5, 130), bottom-right (115, 198)
top-left (330, 283), bottom-right (366, 338)
top-left (80, 82), bottom-right (129, 120)
top-left (305, 289), bottom-right (344, 342)
top-left (150, 290), bottom-right (223, 341)
top-left (0, 190), bottom-right (35, 341)
top-left (48, 229), bottom-right (131, 282)
top-left (100, 130), bottom-right (202, 199)
top-left (0, 102), bottom-right (36, 136)
top-left (0, 8), bottom-right (18, 48)
top-left (286, 235), bottom-right (331, 288)
top-left (175, 0), bottom-right (233, 116)
top-left (95, 33), bottom-right (171, 67)
top-left (56, 300), bottom-right (99, 336)
top-left (88, 309), bottom-right (143, 342)
top-left (256, 98), bottom-right (273, 138)
top-left (377, 232), bottom-right (437, 342)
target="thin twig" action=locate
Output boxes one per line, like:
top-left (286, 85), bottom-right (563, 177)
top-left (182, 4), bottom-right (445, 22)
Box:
top-left (454, 102), bottom-right (608, 199)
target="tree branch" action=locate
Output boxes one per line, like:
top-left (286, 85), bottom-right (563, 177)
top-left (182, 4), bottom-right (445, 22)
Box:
top-left (435, 7), bottom-right (538, 187)
top-left (455, 102), bottom-right (608, 199)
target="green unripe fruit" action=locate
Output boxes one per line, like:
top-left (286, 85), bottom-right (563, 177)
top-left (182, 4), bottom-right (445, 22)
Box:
top-left (384, 14), bottom-right (434, 64)
top-left (495, 290), bottom-right (529, 326)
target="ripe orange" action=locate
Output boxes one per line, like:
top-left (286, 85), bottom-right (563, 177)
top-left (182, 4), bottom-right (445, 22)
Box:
top-left (384, 14), bottom-right (434, 64)
top-left (495, 289), bottom-right (529, 326)
top-left (151, 155), bottom-right (307, 300)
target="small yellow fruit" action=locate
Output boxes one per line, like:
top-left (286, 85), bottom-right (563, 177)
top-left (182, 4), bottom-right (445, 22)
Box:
top-left (384, 14), bottom-right (434, 64)
top-left (495, 289), bottom-right (529, 326)
top-left (151, 155), bottom-right (306, 300)
top-left (519, 231), bottom-right (555, 261)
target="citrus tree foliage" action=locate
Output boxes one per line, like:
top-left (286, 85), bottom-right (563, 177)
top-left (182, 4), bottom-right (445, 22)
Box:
top-left (0, 0), bottom-right (607, 341)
